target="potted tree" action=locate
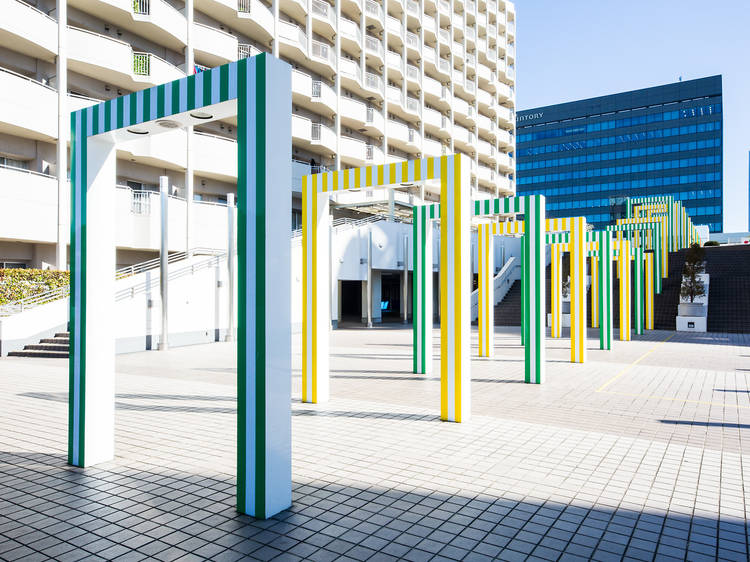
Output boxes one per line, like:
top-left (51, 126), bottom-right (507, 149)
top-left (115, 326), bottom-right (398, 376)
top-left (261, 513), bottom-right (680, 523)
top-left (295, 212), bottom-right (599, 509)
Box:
top-left (679, 243), bottom-right (707, 317)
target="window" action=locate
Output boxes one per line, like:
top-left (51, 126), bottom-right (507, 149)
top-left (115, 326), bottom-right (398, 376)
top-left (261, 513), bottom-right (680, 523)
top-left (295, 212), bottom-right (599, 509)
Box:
top-left (0, 156), bottom-right (30, 171)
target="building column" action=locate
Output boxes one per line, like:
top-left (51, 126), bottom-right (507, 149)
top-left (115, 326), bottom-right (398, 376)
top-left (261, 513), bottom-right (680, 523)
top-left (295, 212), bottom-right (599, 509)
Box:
top-left (185, 0), bottom-right (195, 254)
top-left (590, 255), bottom-right (599, 328)
top-left (598, 232), bottom-right (613, 350)
top-left (569, 217), bottom-right (587, 363)
top-left (550, 244), bottom-right (562, 338)
top-left (618, 239), bottom-right (632, 341)
top-left (56, 0), bottom-right (68, 271)
top-left (477, 222), bottom-right (494, 357)
top-left (645, 251), bottom-right (654, 330)
top-left (302, 175), bottom-right (330, 403)
top-left (522, 195), bottom-right (546, 384)
top-left (412, 203), bottom-right (434, 374)
top-left (633, 247), bottom-right (644, 335)
top-left (439, 154), bottom-right (471, 421)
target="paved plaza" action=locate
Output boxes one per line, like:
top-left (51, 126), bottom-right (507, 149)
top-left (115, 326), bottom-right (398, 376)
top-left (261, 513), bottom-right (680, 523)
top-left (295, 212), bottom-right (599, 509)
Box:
top-left (1, 327), bottom-right (750, 561)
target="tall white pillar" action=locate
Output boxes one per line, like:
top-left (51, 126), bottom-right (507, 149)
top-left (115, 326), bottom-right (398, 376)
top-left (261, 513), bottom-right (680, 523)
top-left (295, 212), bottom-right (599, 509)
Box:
top-left (56, 0), bottom-right (68, 270)
top-left (226, 193), bottom-right (235, 341)
top-left (159, 177), bottom-right (169, 350)
top-left (185, 0), bottom-right (194, 254)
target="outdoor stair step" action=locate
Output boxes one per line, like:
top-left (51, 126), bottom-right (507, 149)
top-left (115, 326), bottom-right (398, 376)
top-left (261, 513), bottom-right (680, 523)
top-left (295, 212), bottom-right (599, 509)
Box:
top-left (7, 350), bottom-right (69, 359)
top-left (40, 337), bottom-right (69, 344)
top-left (24, 344), bottom-right (69, 352)
top-left (54, 332), bottom-right (70, 338)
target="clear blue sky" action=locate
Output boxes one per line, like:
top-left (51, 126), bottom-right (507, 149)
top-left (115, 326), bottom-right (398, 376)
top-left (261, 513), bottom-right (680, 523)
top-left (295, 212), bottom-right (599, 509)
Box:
top-left (514, 0), bottom-right (750, 232)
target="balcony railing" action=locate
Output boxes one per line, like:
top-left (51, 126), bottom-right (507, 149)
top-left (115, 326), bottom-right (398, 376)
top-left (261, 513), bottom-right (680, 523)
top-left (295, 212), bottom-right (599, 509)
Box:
top-left (406, 31), bottom-right (419, 49)
top-left (238, 43), bottom-right (261, 59)
top-left (406, 0), bottom-right (419, 15)
top-left (311, 40), bottom-right (335, 66)
top-left (366, 144), bottom-right (374, 160)
top-left (311, 122), bottom-right (321, 140)
top-left (365, 0), bottom-right (382, 18)
top-left (312, 80), bottom-right (322, 97)
top-left (131, 190), bottom-right (152, 215)
top-left (238, 0), bottom-right (252, 13)
top-left (406, 64), bottom-right (420, 82)
top-left (366, 106), bottom-right (374, 123)
top-left (364, 71), bottom-right (383, 92)
top-left (365, 34), bottom-right (383, 57)
top-left (406, 96), bottom-right (420, 114)
top-left (133, 0), bottom-right (149, 15)
top-left (438, 28), bottom-right (450, 44)
top-left (133, 52), bottom-right (151, 76)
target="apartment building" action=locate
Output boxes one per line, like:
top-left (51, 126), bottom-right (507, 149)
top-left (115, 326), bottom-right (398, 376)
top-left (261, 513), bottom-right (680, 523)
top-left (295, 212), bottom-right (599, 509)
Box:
top-left (0, 0), bottom-right (516, 268)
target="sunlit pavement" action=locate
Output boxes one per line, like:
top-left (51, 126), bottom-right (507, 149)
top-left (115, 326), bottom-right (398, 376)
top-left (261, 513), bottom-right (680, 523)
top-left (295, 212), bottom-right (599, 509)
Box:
top-left (1, 327), bottom-right (749, 561)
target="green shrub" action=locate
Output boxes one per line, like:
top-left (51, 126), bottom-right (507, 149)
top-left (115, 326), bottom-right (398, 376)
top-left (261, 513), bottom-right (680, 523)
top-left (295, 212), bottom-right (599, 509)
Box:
top-left (0, 269), bottom-right (70, 305)
top-left (704, 240), bottom-right (720, 246)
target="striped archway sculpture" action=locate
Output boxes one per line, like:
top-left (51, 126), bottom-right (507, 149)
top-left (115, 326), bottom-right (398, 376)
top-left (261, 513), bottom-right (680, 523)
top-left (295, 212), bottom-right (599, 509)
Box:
top-left (415, 195), bottom-right (547, 386)
top-left (69, 55), bottom-right (292, 519)
top-left (302, 154), bottom-right (472, 422)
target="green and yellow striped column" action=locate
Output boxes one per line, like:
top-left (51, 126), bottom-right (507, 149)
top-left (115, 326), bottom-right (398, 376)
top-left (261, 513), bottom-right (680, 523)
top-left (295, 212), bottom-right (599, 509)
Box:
top-left (590, 255), bottom-right (599, 329)
top-left (569, 217), bottom-right (587, 363)
top-left (550, 244), bottom-right (563, 339)
top-left (617, 239), bottom-right (632, 341)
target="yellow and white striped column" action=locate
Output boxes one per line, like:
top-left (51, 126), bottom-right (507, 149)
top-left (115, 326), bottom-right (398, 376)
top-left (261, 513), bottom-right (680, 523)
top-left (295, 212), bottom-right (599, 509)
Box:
top-left (569, 217), bottom-right (587, 363)
top-left (550, 244), bottom-right (563, 338)
top-left (617, 239), bottom-right (632, 341)
top-left (477, 222), bottom-right (494, 358)
top-left (439, 154), bottom-right (472, 422)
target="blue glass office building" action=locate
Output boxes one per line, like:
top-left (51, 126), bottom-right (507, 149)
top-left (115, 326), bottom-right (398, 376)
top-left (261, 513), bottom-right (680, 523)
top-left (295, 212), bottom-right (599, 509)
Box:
top-left (516, 76), bottom-right (723, 231)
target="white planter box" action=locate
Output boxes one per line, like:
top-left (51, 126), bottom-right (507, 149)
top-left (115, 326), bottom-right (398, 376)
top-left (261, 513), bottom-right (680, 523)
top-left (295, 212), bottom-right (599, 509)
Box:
top-left (677, 316), bottom-right (706, 332)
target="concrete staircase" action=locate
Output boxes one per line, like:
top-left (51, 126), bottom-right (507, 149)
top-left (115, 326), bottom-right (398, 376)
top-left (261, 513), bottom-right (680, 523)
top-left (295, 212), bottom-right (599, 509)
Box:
top-left (8, 332), bottom-right (69, 358)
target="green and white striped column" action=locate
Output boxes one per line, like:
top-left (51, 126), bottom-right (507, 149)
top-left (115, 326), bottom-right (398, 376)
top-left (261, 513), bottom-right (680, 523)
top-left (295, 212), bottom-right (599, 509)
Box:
top-left (413, 203), bottom-right (437, 373)
top-left (645, 252), bottom-right (655, 330)
top-left (521, 196), bottom-right (546, 384)
top-left (69, 55), bottom-right (293, 519)
top-left (477, 222), bottom-right (494, 358)
top-left (597, 232), bottom-right (613, 350)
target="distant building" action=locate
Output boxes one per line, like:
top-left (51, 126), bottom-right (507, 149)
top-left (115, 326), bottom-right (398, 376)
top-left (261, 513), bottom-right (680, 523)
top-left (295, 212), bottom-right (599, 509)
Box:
top-left (516, 76), bottom-right (723, 231)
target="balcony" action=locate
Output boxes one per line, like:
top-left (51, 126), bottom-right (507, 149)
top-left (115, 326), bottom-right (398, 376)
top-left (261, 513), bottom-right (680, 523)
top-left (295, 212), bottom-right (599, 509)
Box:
top-left (194, 23), bottom-right (238, 67)
top-left (405, 31), bottom-right (420, 57)
top-left (340, 136), bottom-right (369, 167)
top-left (292, 114), bottom-right (312, 142)
top-left (340, 96), bottom-right (370, 130)
top-left (422, 13), bottom-right (437, 42)
top-left (339, 57), bottom-right (362, 89)
top-left (453, 96), bottom-right (474, 123)
top-left (68, 26), bottom-right (184, 91)
top-left (292, 69), bottom-right (336, 114)
top-left (386, 16), bottom-right (404, 45)
top-left (496, 172), bottom-right (512, 194)
top-left (496, 129), bottom-right (513, 149)
top-left (238, 43), bottom-right (262, 59)
top-left (340, 17), bottom-right (362, 53)
top-left (476, 113), bottom-right (495, 137)
top-left (405, 64), bottom-right (421, 88)
top-left (387, 50), bottom-right (403, 80)
top-left (310, 40), bottom-right (336, 76)
top-left (386, 85), bottom-right (403, 108)
top-left (452, 42), bottom-right (465, 64)
top-left (405, 0), bottom-right (420, 18)
top-left (438, 27), bottom-right (450, 46)
top-left (0, 67), bottom-right (58, 142)
top-left (477, 164), bottom-right (495, 186)
top-left (506, 19), bottom-right (515, 37)
top-left (497, 81), bottom-right (513, 104)
top-left (422, 137), bottom-right (443, 157)
top-left (279, 0), bottom-right (307, 20)
top-left (387, 120), bottom-right (420, 153)
top-left (496, 105), bottom-right (514, 129)
top-left (477, 137), bottom-right (494, 161)
top-left (278, 20), bottom-right (307, 60)
top-left (365, 34), bottom-right (385, 66)
top-left (69, 0), bottom-right (185, 51)
top-left (405, 95), bottom-right (420, 118)
top-left (423, 107), bottom-right (450, 138)
top-left (0, 0), bottom-right (56, 61)
top-left (497, 151), bottom-right (513, 172)
top-left (311, 0), bottom-right (336, 38)
top-left (477, 88), bottom-right (495, 114)
top-left (311, 122), bottom-right (337, 154)
top-left (363, 71), bottom-right (384, 98)
top-left (364, 0), bottom-right (384, 28)
top-left (452, 122), bottom-right (474, 152)
top-left (202, 0), bottom-right (274, 43)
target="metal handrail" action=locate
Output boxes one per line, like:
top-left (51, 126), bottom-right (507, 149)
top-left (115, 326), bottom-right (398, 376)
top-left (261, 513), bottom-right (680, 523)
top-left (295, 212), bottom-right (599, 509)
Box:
top-left (0, 248), bottom-right (222, 316)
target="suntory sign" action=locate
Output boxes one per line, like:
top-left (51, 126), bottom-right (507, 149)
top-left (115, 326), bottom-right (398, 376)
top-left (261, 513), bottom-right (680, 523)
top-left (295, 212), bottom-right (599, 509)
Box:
top-left (517, 112), bottom-right (544, 123)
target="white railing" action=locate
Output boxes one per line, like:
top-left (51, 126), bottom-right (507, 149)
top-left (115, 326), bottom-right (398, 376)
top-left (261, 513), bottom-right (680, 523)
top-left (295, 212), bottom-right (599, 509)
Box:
top-left (130, 190), bottom-right (152, 215)
top-left (311, 122), bottom-right (321, 140)
top-left (470, 256), bottom-right (519, 320)
top-left (0, 248), bottom-right (222, 316)
top-left (365, 0), bottom-right (382, 18)
top-left (238, 43), bottom-right (262, 59)
top-left (364, 72), bottom-right (383, 92)
top-left (311, 41), bottom-right (335, 66)
top-left (133, 52), bottom-right (151, 76)
top-left (238, 0), bottom-right (252, 12)
top-left (133, 0), bottom-right (150, 14)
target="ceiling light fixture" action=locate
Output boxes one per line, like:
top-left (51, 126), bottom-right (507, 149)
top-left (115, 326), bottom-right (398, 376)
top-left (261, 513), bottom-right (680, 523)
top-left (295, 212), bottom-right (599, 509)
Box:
top-left (190, 111), bottom-right (213, 120)
top-left (127, 127), bottom-right (148, 135)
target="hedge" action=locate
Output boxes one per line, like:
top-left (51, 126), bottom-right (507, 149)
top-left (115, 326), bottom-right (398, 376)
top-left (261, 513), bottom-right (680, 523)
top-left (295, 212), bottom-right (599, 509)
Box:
top-left (0, 269), bottom-right (70, 305)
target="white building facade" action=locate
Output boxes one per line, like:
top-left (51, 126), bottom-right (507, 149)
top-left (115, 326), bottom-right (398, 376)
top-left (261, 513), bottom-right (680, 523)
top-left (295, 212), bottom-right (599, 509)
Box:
top-left (0, 0), bottom-right (516, 268)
